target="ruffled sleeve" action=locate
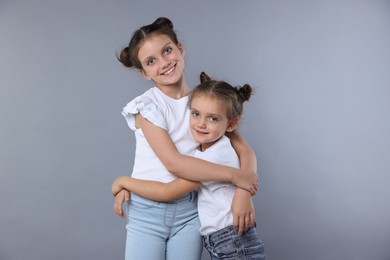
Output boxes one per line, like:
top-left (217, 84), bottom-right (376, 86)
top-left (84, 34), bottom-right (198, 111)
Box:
top-left (122, 95), bottom-right (167, 131)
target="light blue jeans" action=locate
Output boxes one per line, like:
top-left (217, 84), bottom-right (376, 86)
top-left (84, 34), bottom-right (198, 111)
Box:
top-left (203, 225), bottom-right (266, 260)
top-left (125, 191), bottom-right (202, 260)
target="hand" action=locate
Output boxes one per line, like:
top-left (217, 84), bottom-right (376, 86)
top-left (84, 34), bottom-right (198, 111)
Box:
top-left (112, 176), bottom-right (125, 196)
top-left (113, 189), bottom-right (130, 219)
top-left (231, 170), bottom-right (258, 195)
top-left (231, 188), bottom-right (256, 235)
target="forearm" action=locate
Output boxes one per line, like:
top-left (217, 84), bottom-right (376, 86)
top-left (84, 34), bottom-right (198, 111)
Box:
top-left (139, 114), bottom-right (256, 191)
top-left (166, 155), bottom-right (238, 182)
top-left (230, 131), bottom-right (257, 173)
top-left (113, 176), bottom-right (200, 202)
top-left (231, 131), bottom-right (257, 196)
top-left (139, 114), bottom-right (238, 182)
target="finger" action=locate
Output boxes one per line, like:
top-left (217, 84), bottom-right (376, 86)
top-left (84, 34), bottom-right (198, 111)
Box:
top-left (121, 210), bottom-right (126, 219)
top-left (125, 191), bottom-right (130, 201)
top-left (114, 198), bottom-right (124, 217)
top-left (238, 216), bottom-right (245, 235)
top-left (114, 204), bottom-right (122, 216)
top-left (244, 214), bottom-right (250, 231)
top-left (251, 186), bottom-right (256, 196)
top-left (233, 213), bottom-right (239, 229)
top-left (249, 212), bottom-right (255, 227)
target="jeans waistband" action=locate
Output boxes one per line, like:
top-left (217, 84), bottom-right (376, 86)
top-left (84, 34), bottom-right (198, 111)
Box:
top-left (203, 225), bottom-right (236, 246)
top-left (204, 224), bottom-right (258, 245)
top-left (209, 225), bottom-right (235, 238)
top-left (130, 190), bottom-right (197, 205)
top-left (166, 190), bottom-right (198, 204)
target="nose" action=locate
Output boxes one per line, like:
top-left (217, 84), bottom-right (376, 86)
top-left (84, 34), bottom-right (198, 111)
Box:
top-left (197, 117), bottom-right (206, 129)
top-left (161, 57), bottom-right (171, 69)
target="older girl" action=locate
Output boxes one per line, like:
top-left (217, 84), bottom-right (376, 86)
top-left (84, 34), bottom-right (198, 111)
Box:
top-left (113, 17), bottom-right (258, 260)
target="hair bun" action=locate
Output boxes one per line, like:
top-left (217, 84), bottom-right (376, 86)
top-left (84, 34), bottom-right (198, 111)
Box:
top-left (200, 71), bottom-right (211, 83)
top-left (236, 84), bottom-right (252, 102)
top-left (117, 46), bottom-right (133, 68)
top-left (153, 17), bottom-right (174, 30)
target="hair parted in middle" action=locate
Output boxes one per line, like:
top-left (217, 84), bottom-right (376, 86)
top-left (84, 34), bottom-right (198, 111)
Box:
top-left (189, 72), bottom-right (253, 121)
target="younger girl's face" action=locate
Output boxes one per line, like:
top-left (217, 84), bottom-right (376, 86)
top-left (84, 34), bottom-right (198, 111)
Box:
top-left (137, 34), bottom-right (185, 88)
top-left (189, 94), bottom-right (236, 151)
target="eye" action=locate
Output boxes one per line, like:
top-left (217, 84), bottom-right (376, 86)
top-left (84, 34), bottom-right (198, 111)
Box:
top-left (163, 46), bottom-right (172, 54)
top-left (191, 111), bottom-right (199, 117)
top-left (208, 116), bottom-right (219, 122)
top-left (146, 58), bottom-right (155, 66)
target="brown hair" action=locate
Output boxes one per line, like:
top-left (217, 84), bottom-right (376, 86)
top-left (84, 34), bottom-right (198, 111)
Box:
top-left (117, 17), bottom-right (179, 69)
top-left (189, 72), bottom-right (253, 120)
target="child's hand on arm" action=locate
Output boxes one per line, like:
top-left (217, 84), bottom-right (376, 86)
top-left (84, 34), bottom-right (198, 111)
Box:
top-left (230, 170), bottom-right (258, 195)
top-left (112, 176), bottom-right (130, 196)
top-left (113, 189), bottom-right (130, 219)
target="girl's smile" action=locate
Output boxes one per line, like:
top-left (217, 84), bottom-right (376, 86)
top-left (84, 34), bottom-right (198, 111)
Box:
top-left (190, 94), bottom-right (236, 151)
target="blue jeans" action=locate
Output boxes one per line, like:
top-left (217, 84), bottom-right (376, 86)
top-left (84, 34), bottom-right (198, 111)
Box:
top-left (125, 191), bottom-right (202, 260)
top-left (203, 225), bottom-right (266, 260)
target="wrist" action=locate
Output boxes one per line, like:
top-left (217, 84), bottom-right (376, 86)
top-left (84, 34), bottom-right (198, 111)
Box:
top-left (235, 187), bottom-right (252, 196)
top-left (230, 169), bottom-right (239, 184)
top-left (113, 176), bottom-right (127, 195)
top-left (118, 176), bottom-right (131, 190)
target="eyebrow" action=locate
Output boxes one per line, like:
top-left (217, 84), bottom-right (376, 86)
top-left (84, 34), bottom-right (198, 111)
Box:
top-left (141, 41), bottom-right (174, 64)
top-left (190, 107), bottom-right (224, 119)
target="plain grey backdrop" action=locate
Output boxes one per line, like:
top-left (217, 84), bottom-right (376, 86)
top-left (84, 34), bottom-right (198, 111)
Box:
top-left (1, 0), bottom-right (389, 259)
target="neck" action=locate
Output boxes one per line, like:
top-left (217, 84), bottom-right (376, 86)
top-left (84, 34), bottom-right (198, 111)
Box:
top-left (199, 136), bottom-right (223, 152)
top-left (155, 77), bottom-right (191, 99)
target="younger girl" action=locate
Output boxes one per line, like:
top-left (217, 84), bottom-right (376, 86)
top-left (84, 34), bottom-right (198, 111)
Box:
top-left (112, 72), bottom-right (266, 259)
top-left (114, 17), bottom-right (258, 260)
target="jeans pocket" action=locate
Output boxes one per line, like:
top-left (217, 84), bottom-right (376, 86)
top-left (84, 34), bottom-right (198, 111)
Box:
top-left (128, 195), bottom-right (158, 209)
top-left (212, 237), bottom-right (236, 259)
top-left (243, 242), bottom-right (266, 260)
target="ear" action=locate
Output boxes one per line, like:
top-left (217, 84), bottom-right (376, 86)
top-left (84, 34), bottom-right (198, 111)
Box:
top-left (177, 42), bottom-right (185, 57)
top-left (226, 118), bottom-right (240, 132)
top-left (200, 72), bottom-right (211, 84)
top-left (139, 69), bottom-right (151, 80)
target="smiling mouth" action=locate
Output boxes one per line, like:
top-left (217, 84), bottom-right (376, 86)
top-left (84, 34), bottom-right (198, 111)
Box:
top-left (161, 65), bottom-right (175, 76)
top-left (195, 129), bottom-right (208, 135)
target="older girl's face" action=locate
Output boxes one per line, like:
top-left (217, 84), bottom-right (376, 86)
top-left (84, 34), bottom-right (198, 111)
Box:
top-left (137, 34), bottom-right (185, 89)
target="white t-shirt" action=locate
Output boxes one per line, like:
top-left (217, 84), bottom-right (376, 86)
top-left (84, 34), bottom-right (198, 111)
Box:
top-left (195, 135), bottom-right (240, 236)
top-left (122, 87), bottom-right (198, 183)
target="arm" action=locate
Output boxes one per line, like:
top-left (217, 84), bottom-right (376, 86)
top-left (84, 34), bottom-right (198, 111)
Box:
top-left (137, 114), bottom-right (258, 194)
top-left (112, 176), bottom-right (201, 202)
top-left (230, 131), bottom-right (257, 173)
top-left (230, 131), bottom-right (257, 235)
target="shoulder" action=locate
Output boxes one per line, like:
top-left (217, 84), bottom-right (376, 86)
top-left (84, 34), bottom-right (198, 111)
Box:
top-left (201, 136), bottom-right (239, 167)
top-left (122, 88), bottom-right (168, 130)
top-left (213, 136), bottom-right (236, 154)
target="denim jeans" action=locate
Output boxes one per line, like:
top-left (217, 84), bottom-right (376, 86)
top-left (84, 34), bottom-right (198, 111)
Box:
top-left (203, 225), bottom-right (266, 260)
top-left (125, 191), bottom-right (202, 260)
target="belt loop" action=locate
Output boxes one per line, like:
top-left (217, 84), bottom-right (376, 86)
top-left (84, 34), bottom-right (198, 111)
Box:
top-left (204, 233), bottom-right (211, 246)
top-left (189, 190), bottom-right (196, 202)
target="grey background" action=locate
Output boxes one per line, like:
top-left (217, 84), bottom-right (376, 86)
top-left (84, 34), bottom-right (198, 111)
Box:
top-left (1, 0), bottom-right (389, 260)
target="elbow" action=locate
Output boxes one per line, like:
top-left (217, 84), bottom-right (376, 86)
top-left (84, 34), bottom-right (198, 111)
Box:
top-left (164, 161), bottom-right (176, 173)
top-left (161, 153), bottom-right (186, 178)
top-left (164, 159), bottom-right (181, 176)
